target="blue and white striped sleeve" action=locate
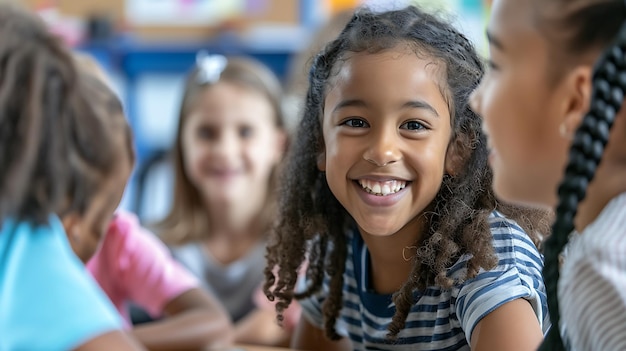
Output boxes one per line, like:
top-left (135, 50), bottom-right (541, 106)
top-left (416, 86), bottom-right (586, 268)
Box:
top-left (455, 213), bottom-right (549, 344)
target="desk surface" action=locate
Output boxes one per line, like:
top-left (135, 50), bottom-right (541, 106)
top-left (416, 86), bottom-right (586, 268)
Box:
top-left (227, 344), bottom-right (300, 351)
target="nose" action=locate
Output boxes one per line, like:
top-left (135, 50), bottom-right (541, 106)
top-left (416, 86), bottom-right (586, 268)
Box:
top-left (211, 130), bottom-right (239, 160)
top-left (363, 126), bottom-right (402, 167)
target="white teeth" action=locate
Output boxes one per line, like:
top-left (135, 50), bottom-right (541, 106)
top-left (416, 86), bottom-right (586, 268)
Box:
top-left (382, 184), bottom-right (391, 196)
top-left (372, 183), bottom-right (382, 194)
top-left (358, 179), bottom-right (407, 196)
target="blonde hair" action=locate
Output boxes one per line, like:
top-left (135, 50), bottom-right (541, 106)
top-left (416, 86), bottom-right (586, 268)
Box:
top-left (157, 56), bottom-right (285, 246)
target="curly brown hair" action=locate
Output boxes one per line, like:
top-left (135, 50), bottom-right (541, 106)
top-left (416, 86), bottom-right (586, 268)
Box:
top-left (264, 5), bottom-right (552, 341)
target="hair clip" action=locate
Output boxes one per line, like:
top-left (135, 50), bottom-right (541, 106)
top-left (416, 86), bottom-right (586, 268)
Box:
top-left (196, 50), bottom-right (228, 84)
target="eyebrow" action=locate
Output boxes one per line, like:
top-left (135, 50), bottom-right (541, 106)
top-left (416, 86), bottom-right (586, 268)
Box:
top-left (401, 100), bottom-right (439, 117)
top-left (332, 99), bottom-right (439, 117)
top-left (332, 99), bottom-right (367, 114)
top-left (486, 30), bottom-right (505, 51)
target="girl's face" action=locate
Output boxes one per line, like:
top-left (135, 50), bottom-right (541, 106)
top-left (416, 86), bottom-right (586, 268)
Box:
top-left (320, 48), bottom-right (454, 238)
top-left (471, 0), bottom-right (576, 208)
top-left (182, 81), bottom-right (285, 208)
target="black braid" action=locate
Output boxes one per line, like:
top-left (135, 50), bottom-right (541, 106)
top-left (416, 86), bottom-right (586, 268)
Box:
top-left (539, 19), bottom-right (626, 351)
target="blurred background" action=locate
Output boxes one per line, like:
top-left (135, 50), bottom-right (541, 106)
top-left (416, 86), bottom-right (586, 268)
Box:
top-left (15, 0), bottom-right (492, 223)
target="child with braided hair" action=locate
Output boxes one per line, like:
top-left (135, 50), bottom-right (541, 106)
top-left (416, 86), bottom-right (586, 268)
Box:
top-left (264, 5), bottom-right (552, 351)
top-left (471, 0), bottom-right (626, 350)
top-left (0, 4), bottom-right (142, 350)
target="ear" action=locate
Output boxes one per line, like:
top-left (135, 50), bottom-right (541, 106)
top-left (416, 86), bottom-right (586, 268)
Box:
top-left (559, 65), bottom-right (593, 137)
top-left (317, 149), bottom-right (326, 172)
top-left (444, 134), bottom-right (467, 176)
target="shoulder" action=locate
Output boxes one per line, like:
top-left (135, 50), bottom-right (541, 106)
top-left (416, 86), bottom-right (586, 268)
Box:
top-left (452, 211), bottom-right (548, 340)
top-left (0, 217), bottom-right (121, 350)
top-left (105, 210), bottom-right (166, 261)
top-left (106, 210), bottom-right (142, 245)
top-left (448, 211), bottom-right (543, 279)
top-left (488, 211), bottom-right (543, 271)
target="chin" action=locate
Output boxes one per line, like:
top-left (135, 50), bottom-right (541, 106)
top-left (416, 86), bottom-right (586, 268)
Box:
top-left (357, 222), bottom-right (403, 237)
top-left (493, 177), bottom-right (555, 209)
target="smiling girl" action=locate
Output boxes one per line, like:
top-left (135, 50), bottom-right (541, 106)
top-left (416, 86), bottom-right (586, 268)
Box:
top-left (264, 5), bottom-right (552, 351)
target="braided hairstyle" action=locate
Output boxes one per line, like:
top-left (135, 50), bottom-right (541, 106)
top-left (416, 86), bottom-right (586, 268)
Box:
top-left (0, 4), bottom-right (77, 225)
top-left (537, 1), bottom-right (626, 350)
top-left (264, 5), bottom-right (551, 340)
top-left (59, 71), bottom-right (134, 218)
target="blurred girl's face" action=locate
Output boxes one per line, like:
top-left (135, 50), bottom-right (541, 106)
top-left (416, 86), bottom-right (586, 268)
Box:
top-left (471, 0), bottom-right (575, 208)
top-left (181, 81), bottom-right (285, 209)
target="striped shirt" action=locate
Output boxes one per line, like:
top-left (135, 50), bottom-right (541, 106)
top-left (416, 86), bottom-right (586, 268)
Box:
top-left (559, 192), bottom-right (626, 351)
top-left (300, 211), bottom-right (549, 350)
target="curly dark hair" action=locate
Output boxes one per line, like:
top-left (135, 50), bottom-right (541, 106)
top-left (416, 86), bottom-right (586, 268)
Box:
top-left (0, 4), bottom-right (77, 225)
top-left (534, 1), bottom-right (626, 350)
top-left (264, 5), bottom-right (551, 340)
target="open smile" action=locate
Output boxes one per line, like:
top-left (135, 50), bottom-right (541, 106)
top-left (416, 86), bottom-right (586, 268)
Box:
top-left (351, 179), bottom-right (411, 207)
top-left (356, 179), bottom-right (408, 196)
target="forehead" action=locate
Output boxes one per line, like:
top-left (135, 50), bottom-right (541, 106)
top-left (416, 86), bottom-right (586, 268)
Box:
top-left (489, 0), bottom-right (544, 50)
top-left (333, 45), bottom-right (445, 83)
top-left (326, 47), bottom-right (450, 116)
top-left (189, 82), bottom-right (275, 124)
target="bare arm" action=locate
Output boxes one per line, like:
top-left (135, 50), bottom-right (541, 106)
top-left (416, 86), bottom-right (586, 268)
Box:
top-left (74, 330), bottom-right (145, 351)
top-left (132, 288), bottom-right (234, 351)
top-left (234, 308), bottom-right (292, 347)
top-left (470, 298), bottom-right (543, 351)
top-left (291, 316), bottom-right (352, 351)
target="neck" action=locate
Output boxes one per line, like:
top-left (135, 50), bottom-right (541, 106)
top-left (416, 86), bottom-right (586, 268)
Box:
top-left (203, 224), bottom-right (264, 265)
top-left (208, 210), bottom-right (264, 240)
top-left (360, 217), bottom-right (425, 294)
top-left (204, 195), bottom-right (266, 235)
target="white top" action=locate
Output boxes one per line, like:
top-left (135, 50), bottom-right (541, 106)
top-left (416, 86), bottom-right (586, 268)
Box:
top-left (560, 192), bottom-right (626, 350)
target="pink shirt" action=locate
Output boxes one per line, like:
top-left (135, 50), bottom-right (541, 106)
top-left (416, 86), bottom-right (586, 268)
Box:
top-left (87, 210), bottom-right (199, 327)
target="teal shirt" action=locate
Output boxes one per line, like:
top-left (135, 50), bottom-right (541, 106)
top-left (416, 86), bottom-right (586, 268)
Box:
top-left (0, 216), bottom-right (122, 350)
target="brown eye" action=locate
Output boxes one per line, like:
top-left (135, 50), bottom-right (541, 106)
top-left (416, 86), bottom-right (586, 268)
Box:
top-left (400, 121), bottom-right (426, 131)
top-left (197, 126), bottom-right (216, 140)
top-left (342, 118), bottom-right (369, 128)
top-left (239, 126), bottom-right (253, 138)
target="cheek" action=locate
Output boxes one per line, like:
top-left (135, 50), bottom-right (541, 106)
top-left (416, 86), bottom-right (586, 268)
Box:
top-left (422, 139), bottom-right (450, 178)
top-left (480, 76), bottom-right (511, 134)
top-left (246, 131), bottom-right (281, 166)
top-left (181, 138), bottom-right (204, 174)
top-left (482, 76), bottom-right (538, 156)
